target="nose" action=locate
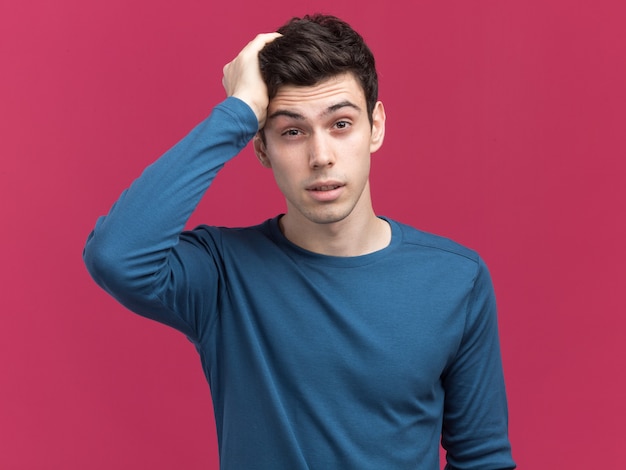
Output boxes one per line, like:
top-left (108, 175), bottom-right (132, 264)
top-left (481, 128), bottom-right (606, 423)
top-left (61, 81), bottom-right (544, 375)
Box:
top-left (308, 133), bottom-right (335, 169)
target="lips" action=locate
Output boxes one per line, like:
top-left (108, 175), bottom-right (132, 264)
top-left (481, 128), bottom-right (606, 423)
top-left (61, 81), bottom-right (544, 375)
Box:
top-left (311, 185), bottom-right (341, 191)
top-left (307, 181), bottom-right (344, 191)
top-left (306, 181), bottom-right (345, 202)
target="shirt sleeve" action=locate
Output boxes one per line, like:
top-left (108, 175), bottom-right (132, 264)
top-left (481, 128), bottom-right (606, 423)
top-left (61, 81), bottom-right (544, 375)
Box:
top-left (441, 257), bottom-right (516, 470)
top-left (83, 97), bottom-right (258, 341)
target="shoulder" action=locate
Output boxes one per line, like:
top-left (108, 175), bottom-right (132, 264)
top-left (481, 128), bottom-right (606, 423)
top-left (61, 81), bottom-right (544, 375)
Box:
top-left (183, 218), bottom-right (273, 245)
top-left (179, 218), bottom-right (282, 263)
top-left (385, 218), bottom-right (492, 288)
top-left (390, 218), bottom-right (479, 262)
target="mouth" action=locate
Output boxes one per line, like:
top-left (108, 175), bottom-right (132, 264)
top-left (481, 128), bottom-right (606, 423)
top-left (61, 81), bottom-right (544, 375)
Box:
top-left (310, 184), bottom-right (342, 191)
top-left (307, 180), bottom-right (345, 191)
top-left (306, 181), bottom-right (345, 202)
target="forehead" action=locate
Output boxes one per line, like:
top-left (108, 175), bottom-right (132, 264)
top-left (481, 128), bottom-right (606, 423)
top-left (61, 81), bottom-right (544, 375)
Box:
top-left (268, 73), bottom-right (366, 116)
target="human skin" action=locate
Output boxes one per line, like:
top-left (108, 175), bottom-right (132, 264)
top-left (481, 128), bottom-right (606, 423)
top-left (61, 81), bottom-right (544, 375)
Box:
top-left (223, 34), bottom-right (388, 257)
top-left (255, 74), bottom-right (387, 256)
top-left (222, 32), bottom-right (282, 129)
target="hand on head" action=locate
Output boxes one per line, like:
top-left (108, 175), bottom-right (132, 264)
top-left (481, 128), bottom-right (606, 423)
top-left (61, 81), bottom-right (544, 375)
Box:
top-left (222, 32), bottom-right (282, 129)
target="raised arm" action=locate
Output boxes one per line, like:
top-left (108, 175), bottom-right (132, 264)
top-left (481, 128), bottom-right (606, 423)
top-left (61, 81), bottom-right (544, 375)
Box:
top-left (83, 33), bottom-right (280, 338)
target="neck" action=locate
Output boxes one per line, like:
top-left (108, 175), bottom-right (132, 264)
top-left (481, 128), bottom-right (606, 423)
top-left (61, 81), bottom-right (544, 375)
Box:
top-left (279, 210), bottom-right (391, 257)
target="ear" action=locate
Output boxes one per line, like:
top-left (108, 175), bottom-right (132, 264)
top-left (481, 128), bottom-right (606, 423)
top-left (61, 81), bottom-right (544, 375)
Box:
top-left (369, 101), bottom-right (386, 154)
top-left (253, 132), bottom-right (272, 168)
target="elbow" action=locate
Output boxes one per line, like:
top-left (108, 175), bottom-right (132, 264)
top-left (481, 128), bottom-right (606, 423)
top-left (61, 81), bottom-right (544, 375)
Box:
top-left (83, 229), bottom-right (137, 293)
top-left (83, 230), bottom-right (118, 288)
top-left (83, 227), bottom-right (166, 300)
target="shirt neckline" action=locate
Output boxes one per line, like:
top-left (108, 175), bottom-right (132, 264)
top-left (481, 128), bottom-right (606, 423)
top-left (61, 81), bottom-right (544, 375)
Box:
top-left (266, 215), bottom-right (402, 268)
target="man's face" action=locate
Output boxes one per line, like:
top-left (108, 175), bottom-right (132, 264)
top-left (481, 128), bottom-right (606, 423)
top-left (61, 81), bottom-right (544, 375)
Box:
top-left (254, 73), bottom-right (385, 229)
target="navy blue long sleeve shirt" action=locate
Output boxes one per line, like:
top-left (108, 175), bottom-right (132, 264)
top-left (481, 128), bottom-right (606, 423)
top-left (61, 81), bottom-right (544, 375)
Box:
top-left (84, 97), bottom-right (515, 469)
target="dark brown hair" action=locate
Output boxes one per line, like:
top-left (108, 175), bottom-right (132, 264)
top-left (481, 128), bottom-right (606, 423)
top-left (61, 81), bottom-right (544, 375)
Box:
top-left (259, 14), bottom-right (378, 123)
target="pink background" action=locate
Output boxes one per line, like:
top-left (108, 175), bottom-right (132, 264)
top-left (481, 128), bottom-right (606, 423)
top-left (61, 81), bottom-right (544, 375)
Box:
top-left (2, 1), bottom-right (624, 468)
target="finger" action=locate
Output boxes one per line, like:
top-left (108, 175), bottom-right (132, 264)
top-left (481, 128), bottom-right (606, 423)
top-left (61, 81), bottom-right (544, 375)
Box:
top-left (252, 32), bottom-right (283, 46)
top-left (243, 32), bottom-right (282, 56)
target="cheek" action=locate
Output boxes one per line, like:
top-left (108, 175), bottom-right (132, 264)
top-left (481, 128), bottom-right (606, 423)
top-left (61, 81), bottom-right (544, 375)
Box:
top-left (265, 142), bottom-right (307, 173)
top-left (267, 157), bottom-right (301, 194)
top-left (341, 136), bottom-right (372, 169)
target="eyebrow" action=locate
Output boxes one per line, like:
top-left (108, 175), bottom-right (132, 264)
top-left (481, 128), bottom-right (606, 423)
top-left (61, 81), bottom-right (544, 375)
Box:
top-left (268, 100), bottom-right (361, 121)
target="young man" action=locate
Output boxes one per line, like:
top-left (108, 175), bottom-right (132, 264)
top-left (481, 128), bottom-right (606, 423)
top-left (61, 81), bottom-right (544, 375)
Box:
top-left (84, 14), bottom-right (515, 470)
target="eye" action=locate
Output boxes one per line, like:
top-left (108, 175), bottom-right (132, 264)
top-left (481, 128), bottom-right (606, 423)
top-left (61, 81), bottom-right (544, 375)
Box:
top-left (334, 120), bottom-right (351, 130)
top-left (282, 128), bottom-right (302, 137)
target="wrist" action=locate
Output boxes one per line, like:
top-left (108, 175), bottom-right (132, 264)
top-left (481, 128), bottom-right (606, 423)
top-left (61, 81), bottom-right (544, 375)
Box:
top-left (232, 94), bottom-right (267, 129)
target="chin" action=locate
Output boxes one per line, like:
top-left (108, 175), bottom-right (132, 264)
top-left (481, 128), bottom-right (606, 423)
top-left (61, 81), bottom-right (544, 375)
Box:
top-left (303, 207), bottom-right (354, 225)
